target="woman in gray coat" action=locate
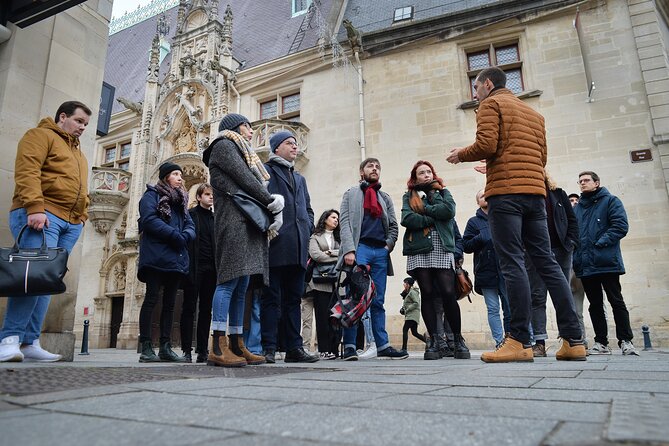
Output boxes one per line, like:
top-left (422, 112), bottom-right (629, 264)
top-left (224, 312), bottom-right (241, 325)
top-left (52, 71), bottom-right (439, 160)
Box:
top-left (305, 209), bottom-right (340, 359)
top-left (202, 113), bottom-right (284, 367)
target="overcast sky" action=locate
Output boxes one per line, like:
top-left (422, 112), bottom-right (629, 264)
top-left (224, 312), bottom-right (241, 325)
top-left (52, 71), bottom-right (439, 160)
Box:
top-left (111, 0), bottom-right (155, 19)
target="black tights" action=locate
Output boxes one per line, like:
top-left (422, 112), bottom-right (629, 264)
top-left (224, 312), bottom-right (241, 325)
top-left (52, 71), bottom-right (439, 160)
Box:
top-left (412, 268), bottom-right (461, 337)
top-left (401, 320), bottom-right (426, 350)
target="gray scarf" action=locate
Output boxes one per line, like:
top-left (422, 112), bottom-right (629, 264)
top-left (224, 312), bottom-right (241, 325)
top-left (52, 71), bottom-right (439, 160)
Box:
top-left (268, 152), bottom-right (295, 168)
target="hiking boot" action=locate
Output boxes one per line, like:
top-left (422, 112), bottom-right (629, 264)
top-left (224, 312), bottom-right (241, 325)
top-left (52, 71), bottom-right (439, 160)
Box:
top-left (0, 336), bottom-right (24, 363)
top-left (263, 348), bottom-right (276, 364)
top-left (159, 342), bottom-right (187, 362)
top-left (532, 344), bottom-right (547, 358)
top-left (343, 347), bottom-right (358, 361)
top-left (182, 351), bottom-right (193, 363)
top-left (207, 333), bottom-right (246, 367)
top-left (424, 335), bottom-right (441, 360)
top-left (588, 342), bottom-right (612, 355)
top-left (621, 340), bottom-right (639, 356)
top-left (359, 342), bottom-right (377, 360)
top-left (556, 338), bottom-right (587, 361)
top-left (481, 336), bottom-right (533, 363)
top-left (454, 334), bottom-right (471, 359)
top-left (377, 346), bottom-right (409, 360)
top-left (285, 347), bottom-right (320, 363)
top-left (230, 335), bottom-right (266, 365)
top-left (437, 335), bottom-right (454, 358)
top-left (138, 340), bottom-right (160, 363)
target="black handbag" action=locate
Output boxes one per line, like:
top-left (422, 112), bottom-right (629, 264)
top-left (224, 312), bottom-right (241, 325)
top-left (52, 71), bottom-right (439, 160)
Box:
top-left (228, 190), bottom-right (273, 232)
top-left (0, 225), bottom-right (69, 297)
top-left (312, 262), bottom-right (338, 284)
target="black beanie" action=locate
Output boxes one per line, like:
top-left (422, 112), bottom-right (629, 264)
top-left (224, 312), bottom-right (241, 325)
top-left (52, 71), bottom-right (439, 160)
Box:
top-left (159, 162), bottom-right (182, 180)
top-left (218, 113), bottom-right (250, 132)
top-left (403, 277), bottom-right (415, 286)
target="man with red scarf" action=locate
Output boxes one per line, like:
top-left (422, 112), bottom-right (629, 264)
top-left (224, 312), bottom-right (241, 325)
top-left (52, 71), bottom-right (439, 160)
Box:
top-left (337, 158), bottom-right (406, 360)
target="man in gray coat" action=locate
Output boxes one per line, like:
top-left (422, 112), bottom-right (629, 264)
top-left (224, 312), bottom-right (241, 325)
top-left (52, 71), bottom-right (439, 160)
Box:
top-left (261, 131), bottom-right (318, 363)
top-left (338, 158), bottom-right (407, 360)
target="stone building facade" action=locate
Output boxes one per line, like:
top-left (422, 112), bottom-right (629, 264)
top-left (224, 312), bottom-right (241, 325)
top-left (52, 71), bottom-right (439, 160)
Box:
top-left (77, 0), bottom-right (669, 350)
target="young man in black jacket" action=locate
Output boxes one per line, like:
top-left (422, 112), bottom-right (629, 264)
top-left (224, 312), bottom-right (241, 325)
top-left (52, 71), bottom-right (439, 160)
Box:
top-left (180, 184), bottom-right (216, 363)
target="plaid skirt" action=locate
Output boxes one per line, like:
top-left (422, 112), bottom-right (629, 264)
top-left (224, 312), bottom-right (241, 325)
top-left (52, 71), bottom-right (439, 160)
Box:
top-left (407, 228), bottom-right (455, 272)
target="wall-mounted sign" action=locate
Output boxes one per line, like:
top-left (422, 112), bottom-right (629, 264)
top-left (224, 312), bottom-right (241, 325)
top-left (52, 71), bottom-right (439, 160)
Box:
top-left (97, 82), bottom-right (115, 137)
top-left (630, 149), bottom-right (653, 163)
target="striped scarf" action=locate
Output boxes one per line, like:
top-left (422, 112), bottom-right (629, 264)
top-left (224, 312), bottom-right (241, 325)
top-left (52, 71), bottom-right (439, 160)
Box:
top-left (217, 130), bottom-right (270, 183)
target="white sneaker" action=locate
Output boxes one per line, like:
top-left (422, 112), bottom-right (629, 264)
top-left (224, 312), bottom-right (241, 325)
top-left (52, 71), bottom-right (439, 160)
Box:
top-left (621, 340), bottom-right (640, 356)
top-left (358, 342), bottom-right (377, 360)
top-left (588, 342), bottom-right (612, 355)
top-left (0, 336), bottom-right (24, 362)
top-left (20, 339), bottom-right (62, 362)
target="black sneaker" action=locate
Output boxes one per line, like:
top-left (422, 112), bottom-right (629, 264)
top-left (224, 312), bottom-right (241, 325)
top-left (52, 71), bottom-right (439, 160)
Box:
top-left (377, 346), bottom-right (409, 360)
top-left (182, 351), bottom-right (192, 363)
top-left (343, 347), bottom-right (358, 361)
top-left (263, 349), bottom-right (276, 364)
top-left (285, 347), bottom-right (319, 363)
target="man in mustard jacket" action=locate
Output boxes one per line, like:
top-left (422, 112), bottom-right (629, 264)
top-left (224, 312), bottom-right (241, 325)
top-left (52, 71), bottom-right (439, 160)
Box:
top-left (447, 67), bottom-right (584, 363)
top-left (0, 101), bottom-right (92, 363)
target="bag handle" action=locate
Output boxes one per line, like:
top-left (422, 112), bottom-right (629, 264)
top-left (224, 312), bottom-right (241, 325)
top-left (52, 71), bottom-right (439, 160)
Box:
top-left (12, 224), bottom-right (48, 254)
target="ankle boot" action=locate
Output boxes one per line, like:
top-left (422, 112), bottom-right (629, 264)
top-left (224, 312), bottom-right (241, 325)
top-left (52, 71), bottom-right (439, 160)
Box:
top-left (159, 341), bottom-right (186, 362)
top-left (437, 335), bottom-right (454, 358)
top-left (207, 332), bottom-right (246, 367)
top-left (424, 335), bottom-right (441, 360)
top-left (139, 340), bottom-right (160, 363)
top-left (454, 334), bottom-right (471, 359)
top-left (230, 334), bottom-right (265, 365)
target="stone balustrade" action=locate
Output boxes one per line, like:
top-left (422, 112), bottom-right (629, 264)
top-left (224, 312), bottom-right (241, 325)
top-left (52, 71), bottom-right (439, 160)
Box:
top-left (88, 167), bottom-right (132, 234)
top-left (250, 119), bottom-right (310, 169)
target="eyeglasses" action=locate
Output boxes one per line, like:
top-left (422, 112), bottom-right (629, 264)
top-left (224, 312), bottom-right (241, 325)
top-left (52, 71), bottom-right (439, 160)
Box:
top-left (577, 178), bottom-right (593, 184)
top-left (283, 140), bottom-right (299, 148)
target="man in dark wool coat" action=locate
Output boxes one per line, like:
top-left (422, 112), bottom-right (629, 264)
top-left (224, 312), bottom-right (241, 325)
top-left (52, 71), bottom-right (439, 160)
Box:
top-left (261, 130), bottom-right (318, 363)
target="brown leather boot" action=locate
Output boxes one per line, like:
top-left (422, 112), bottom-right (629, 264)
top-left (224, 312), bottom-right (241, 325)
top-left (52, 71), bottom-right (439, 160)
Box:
top-left (230, 334), bottom-right (265, 365)
top-left (207, 332), bottom-right (246, 368)
top-left (555, 338), bottom-right (587, 361)
top-left (481, 336), bottom-right (534, 363)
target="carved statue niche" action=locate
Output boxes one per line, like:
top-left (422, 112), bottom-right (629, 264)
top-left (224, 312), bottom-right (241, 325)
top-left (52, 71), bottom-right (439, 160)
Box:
top-left (174, 122), bottom-right (197, 154)
top-left (108, 261), bottom-right (127, 292)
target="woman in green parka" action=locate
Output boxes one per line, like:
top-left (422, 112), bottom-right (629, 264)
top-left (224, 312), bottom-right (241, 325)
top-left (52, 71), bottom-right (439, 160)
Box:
top-left (400, 277), bottom-right (426, 353)
top-left (401, 160), bottom-right (470, 360)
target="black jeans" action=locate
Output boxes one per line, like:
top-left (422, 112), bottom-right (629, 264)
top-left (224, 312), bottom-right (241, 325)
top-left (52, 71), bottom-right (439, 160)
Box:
top-left (180, 269), bottom-right (216, 354)
top-left (401, 320), bottom-right (426, 350)
top-left (261, 265), bottom-right (306, 352)
top-left (487, 194), bottom-right (581, 344)
top-left (311, 290), bottom-right (338, 354)
top-left (139, 270), bottom-right (181, 344)
top-left (581, 273), bottom-right (633, 346)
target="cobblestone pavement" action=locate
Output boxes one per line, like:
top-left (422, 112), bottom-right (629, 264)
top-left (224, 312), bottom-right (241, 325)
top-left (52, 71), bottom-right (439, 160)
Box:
top-left (1, 348), bottom-right (668, 445)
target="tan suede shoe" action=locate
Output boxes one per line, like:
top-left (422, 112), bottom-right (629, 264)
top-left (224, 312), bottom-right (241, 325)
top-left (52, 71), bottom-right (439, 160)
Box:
top-left (556, 338), bottom-right (587, 361)
top-left (207, 334), bottom-right (246, 367)
top-left (481, 337), bottom-right (534, 363)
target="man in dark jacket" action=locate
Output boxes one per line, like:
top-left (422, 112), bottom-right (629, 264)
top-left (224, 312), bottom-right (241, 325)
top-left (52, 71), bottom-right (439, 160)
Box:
top-left (527, 178), bottom-right (579, 357)
top-left (573, 171), bottom-right (638, 356)
top-left (447, 66), bottom-right (584, 362)
top-left (261, 131), bottom-right (318, 363)
top-left (180, 184), bottom-right (216, 363)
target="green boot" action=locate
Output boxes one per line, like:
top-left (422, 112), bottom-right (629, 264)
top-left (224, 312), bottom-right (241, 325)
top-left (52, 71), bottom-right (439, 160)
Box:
top-left (159, 341), bottom-right (187, 362)
top-left (139, 341), bottom-right (160, 363)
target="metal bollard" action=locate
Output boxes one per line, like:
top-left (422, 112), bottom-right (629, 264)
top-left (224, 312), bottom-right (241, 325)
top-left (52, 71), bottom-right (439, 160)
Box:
top-left (641, 325), bottom-right (653, 351)
top-left (79, 320), bottom-right (90, 355)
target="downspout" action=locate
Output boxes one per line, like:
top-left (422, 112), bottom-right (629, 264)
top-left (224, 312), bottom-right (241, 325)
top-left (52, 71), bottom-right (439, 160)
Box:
top-left (228, 79), bottom-right (241, 113)
top-left (354, 50), bottom-right (366, 161)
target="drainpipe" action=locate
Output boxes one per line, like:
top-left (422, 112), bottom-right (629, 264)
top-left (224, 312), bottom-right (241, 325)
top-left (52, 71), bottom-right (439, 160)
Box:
top-left (228, 79), bottom-right (241, 113)
top-left (0, 25), bottom-right (11, 45)
top-left (354, 50), bottom-right (366, 161)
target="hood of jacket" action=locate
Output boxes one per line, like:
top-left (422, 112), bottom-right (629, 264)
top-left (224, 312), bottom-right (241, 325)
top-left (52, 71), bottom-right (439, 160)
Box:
top-left (578, 187), bottom-right (610, 208)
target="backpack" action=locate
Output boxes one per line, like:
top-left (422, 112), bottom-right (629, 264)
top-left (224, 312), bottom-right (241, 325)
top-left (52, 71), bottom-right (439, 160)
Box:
top-left (329, 264), bottom-right (376, 329)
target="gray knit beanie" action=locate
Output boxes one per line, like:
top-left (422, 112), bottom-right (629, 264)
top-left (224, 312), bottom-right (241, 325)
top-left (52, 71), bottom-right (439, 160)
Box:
top-left (218, 113), bottom-right (250, 132)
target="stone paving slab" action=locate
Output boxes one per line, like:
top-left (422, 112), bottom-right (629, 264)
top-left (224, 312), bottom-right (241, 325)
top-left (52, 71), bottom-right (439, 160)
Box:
top-left (542, 421), bottom-right (607, 446)
top-left (213, 403), bottom-right (557, 446)
top-left (0, 412), bottom-right (231, 446)
top-left (350, 393), bottom-right (609, 423)
top-left (257, 377), bottom-right (449, 395)
top-left (607, 394), bottom-right (669, 444)
top-left (0, 408), bottom-right (44, 419)
top-left (34, 391), bottom-right (291, 428)
top-left (533, 377), bottom-right (669, 393)
top-left (430, 385), bottom-right (635, 403)
top-left (578, 369), bottom-right (669, 380)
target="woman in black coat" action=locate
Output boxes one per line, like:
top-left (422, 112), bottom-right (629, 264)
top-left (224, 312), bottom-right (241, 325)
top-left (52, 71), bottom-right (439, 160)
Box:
top-left (137, 162), bottom-right (195, 363)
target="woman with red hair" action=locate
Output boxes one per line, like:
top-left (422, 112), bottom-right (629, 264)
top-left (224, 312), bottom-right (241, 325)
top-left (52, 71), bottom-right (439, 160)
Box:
top-left (401, 160), bottom-right (470, 360)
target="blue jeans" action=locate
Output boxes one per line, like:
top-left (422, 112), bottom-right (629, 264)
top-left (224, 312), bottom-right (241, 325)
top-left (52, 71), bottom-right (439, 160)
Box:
top-left (211, 276), bottom-right (249, 334)
top-left (529, 246), bottom-right (573, 341)
top-left (343, 243), bottom-right (390, 351)
top-left (0, 209), bottom-right (82, 343)
top-left (487, 195), bottom-right (581, 344)
top-left (244, 288), bottom-right (262, 354)
top-left (361, 308), bottom-right (374, 345)
top-left (481, 282), bottom-right (506, 345)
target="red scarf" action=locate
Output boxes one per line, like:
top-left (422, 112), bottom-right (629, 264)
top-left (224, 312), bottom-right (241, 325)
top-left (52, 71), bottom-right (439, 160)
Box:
top-left (362, 182), bottom-right (382, 218)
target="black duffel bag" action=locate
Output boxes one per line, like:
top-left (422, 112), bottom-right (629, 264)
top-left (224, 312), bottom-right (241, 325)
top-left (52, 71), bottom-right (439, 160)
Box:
top-left (0, 225), bottom-right (69, 297)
